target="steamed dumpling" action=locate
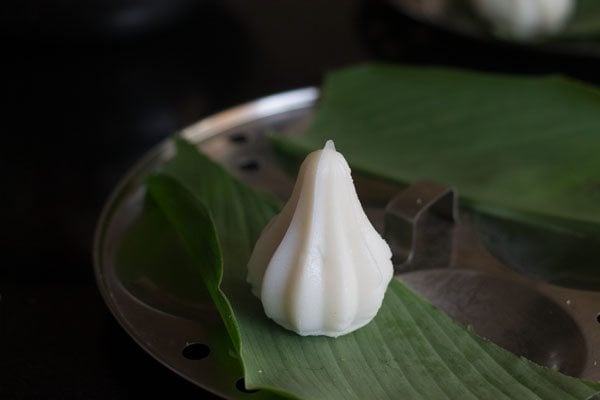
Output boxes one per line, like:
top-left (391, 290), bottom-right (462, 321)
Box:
top-left (247, 140), bottom-right (393, 337)
top-left (471, 0), bottom-right (574, 40)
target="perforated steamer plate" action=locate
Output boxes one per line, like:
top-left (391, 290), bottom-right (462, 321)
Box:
top-left (94, 88), bottom-right (600, 399)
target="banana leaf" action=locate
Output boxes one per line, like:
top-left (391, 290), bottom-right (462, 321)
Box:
top-left (564, 0), bottom-right (600, 38)
top-left (142, 138), bottom-right (600, 399)
top-left (272, 63), bottom-right (600, 288)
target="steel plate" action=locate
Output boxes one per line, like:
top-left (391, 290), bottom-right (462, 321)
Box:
top-left (94, 87), bottom-right (599, 399)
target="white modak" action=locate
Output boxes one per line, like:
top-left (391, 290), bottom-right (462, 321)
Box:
top-left (471, 0), bottom-right (574, 40)
top-left (247, 140), bottom-right (393, 337)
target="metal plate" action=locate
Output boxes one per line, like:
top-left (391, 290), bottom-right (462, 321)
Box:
top-left (94, 88), bottom-right (318, 400)
top-left (94, 87), bottom-right (600, 399)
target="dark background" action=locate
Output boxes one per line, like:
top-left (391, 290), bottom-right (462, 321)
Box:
top-left (1, 1), bottom-right (599, 398)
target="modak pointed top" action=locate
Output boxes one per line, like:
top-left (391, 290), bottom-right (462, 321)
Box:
top-left (247, 140), bottom-right (393, 337)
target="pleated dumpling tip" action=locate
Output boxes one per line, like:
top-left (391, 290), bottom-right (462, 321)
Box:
top-left (247, 140), bottom-right (393, 337)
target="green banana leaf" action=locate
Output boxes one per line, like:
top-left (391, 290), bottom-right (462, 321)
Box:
top-left (116, 194), bottom-right (212, 315)
top-left (564, 0), bottom-right (600, 38)
top-left (272, 63), bottom-right (600, 288)
top-left (142, 138), bottom-right (600, 399)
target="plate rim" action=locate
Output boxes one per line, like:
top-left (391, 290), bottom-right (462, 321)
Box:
top-left (92, 86), bottom-right (319, 396)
